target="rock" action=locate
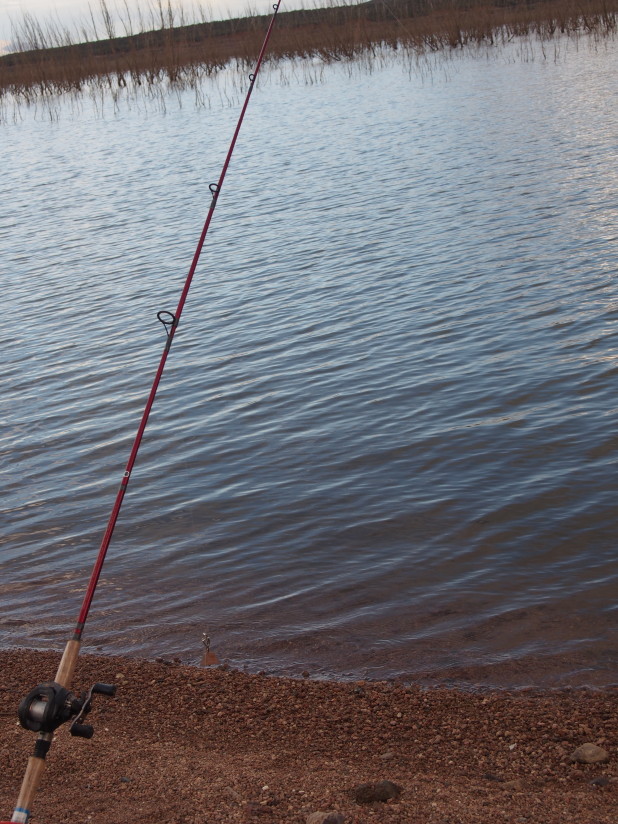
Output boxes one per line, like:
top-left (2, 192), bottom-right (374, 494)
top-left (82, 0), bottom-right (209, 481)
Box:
top-left (483, 773), bottom-right (503, 782)
top-left (353, 780), bottom-right (403, 804)
top-left (570, 744), bottom-right (610, 764)
top-left (306, 813), bottom-right (346, 824)
top-left (223, 786), bottom-right (243, 804)
top-left (502, 779), bottom-right (524, 791)
top-left (379, 751), bottom-right (395, 761)
top-left (243, 801), bottom-right (274, 817)
top-left (589, 776), bottom-right (610, 787)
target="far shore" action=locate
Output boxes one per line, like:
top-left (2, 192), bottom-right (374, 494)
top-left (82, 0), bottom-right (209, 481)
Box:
top-left (1, 0), bottom-right (617, 103)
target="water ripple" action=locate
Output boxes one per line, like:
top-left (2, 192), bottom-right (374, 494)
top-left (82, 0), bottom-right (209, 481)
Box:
top-left (1, 37), bottom-right (617, 686)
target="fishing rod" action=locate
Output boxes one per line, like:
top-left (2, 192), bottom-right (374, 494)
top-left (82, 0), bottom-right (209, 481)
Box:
top-left (3, 4), bottom-right (282, 822)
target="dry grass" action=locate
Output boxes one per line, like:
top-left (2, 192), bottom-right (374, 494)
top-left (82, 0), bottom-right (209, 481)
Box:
top-left (1, 0), bottom-right (617, 112)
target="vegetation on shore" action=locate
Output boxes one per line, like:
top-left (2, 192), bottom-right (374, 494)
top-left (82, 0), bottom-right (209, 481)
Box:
top-left (1, 0), bottom-right (617, 109)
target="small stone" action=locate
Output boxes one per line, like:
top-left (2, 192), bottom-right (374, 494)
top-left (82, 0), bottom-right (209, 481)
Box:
top-left (502, 779), bottom-right (523, 791)
top-left (302, 670), bottom-right (310, 678)
top-left (306, 813), bottom-right (345, 824)
top-left (243, 801), bottom-right (274, 817)
top-left (119, 777), bottom-right (132, 783)
top-left (223, 786), bottom-right (243, 804)
top-left (483, 773), bottom-right (503, 782)
top-left (570, 743), bottom-right (610, 764)
top-left (589, 776), bottom-right (610, 787)
top-left (353, 780), bottom-right (402, 804)
top-left (380, 751), bottom-right (395, 761)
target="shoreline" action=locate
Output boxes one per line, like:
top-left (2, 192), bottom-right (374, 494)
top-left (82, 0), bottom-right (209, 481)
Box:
top-left (1, 648), bottom-right (616, 823)
top-left (3, 601), bottom-right (615, 691)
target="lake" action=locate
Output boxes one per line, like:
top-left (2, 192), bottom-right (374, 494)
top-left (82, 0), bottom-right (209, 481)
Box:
top-left (1, 32), bottom-right (617, 687)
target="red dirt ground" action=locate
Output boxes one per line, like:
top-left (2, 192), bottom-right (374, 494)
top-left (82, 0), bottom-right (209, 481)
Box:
top-left (0, 649), bottom-right (616, 823)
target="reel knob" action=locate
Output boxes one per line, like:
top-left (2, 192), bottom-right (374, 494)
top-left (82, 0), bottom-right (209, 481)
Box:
top-left (92, 682), bottom-right (116, 697)
top-left (70, 722), bottom-right (94, 739)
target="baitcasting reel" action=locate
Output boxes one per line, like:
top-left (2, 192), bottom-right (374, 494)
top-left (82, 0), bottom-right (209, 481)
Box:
top-left (18, 681), bottom-right (116, 739)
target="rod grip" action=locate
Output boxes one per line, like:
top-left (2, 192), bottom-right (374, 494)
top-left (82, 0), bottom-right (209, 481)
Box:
top-left (12, 746), bottom-right (50, 823)
top-left (54, 639), bottom-right (81, 688)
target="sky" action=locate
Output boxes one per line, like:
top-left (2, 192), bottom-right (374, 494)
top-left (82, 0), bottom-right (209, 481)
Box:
top-left (0, 0), bottom-right (290, 51)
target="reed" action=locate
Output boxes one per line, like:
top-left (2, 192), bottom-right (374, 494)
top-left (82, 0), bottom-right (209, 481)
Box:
top-left (1, 0), bottom-right (617, 112)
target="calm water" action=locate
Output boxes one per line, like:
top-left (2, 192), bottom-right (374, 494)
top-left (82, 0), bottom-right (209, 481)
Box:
top-left (1, 35), bottom-right (617, 687)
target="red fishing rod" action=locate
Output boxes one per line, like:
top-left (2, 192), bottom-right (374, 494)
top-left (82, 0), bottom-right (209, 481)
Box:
top-left (3, 4), bottom-right (282, 822)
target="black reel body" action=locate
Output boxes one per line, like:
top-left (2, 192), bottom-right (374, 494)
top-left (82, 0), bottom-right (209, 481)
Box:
top-left (18, 681), bottom-right (116, 739)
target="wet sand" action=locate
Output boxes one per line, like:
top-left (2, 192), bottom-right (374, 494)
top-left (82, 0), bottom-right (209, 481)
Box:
top-left (0, 649), bottom-right (616, 823)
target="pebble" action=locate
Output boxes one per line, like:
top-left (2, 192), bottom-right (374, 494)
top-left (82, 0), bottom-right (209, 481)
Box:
top-left (222, 786), bottom-right (243, 804)
top-left (243, 801), bottom-right (274, 817)
top-left (589, 776), bottom-right (610, 787)
top-left (353, 780), bottom-right (402, 804)
top-left (570, 743), bottom-right (610, 764)
top-left (483, 773), bottom-right (503, 782)
top-left (306, 812), bottom-right (345, 824)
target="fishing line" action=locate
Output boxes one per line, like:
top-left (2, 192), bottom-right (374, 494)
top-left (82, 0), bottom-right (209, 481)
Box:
top-left (4, 4), bottom-right (282, 823)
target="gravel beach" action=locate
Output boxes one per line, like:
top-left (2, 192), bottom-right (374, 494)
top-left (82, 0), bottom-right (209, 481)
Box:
top-left (0, 649), bottom-right (616, 823)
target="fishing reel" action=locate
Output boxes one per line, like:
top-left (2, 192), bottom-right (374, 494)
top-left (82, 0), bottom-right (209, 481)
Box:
top-left (18, 681), bottom-right (116, 739)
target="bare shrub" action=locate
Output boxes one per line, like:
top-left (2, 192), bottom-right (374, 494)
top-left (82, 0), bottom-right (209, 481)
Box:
top-left (1, 0), bottom-right (617, 114)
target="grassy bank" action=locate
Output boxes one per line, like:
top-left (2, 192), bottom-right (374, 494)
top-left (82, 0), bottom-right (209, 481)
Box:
top-left (1, 0), bottom-right (617, 107)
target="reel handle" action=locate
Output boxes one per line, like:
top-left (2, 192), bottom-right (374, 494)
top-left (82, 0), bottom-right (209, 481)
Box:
top-left (92, 682), bottom-right (116, 697)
